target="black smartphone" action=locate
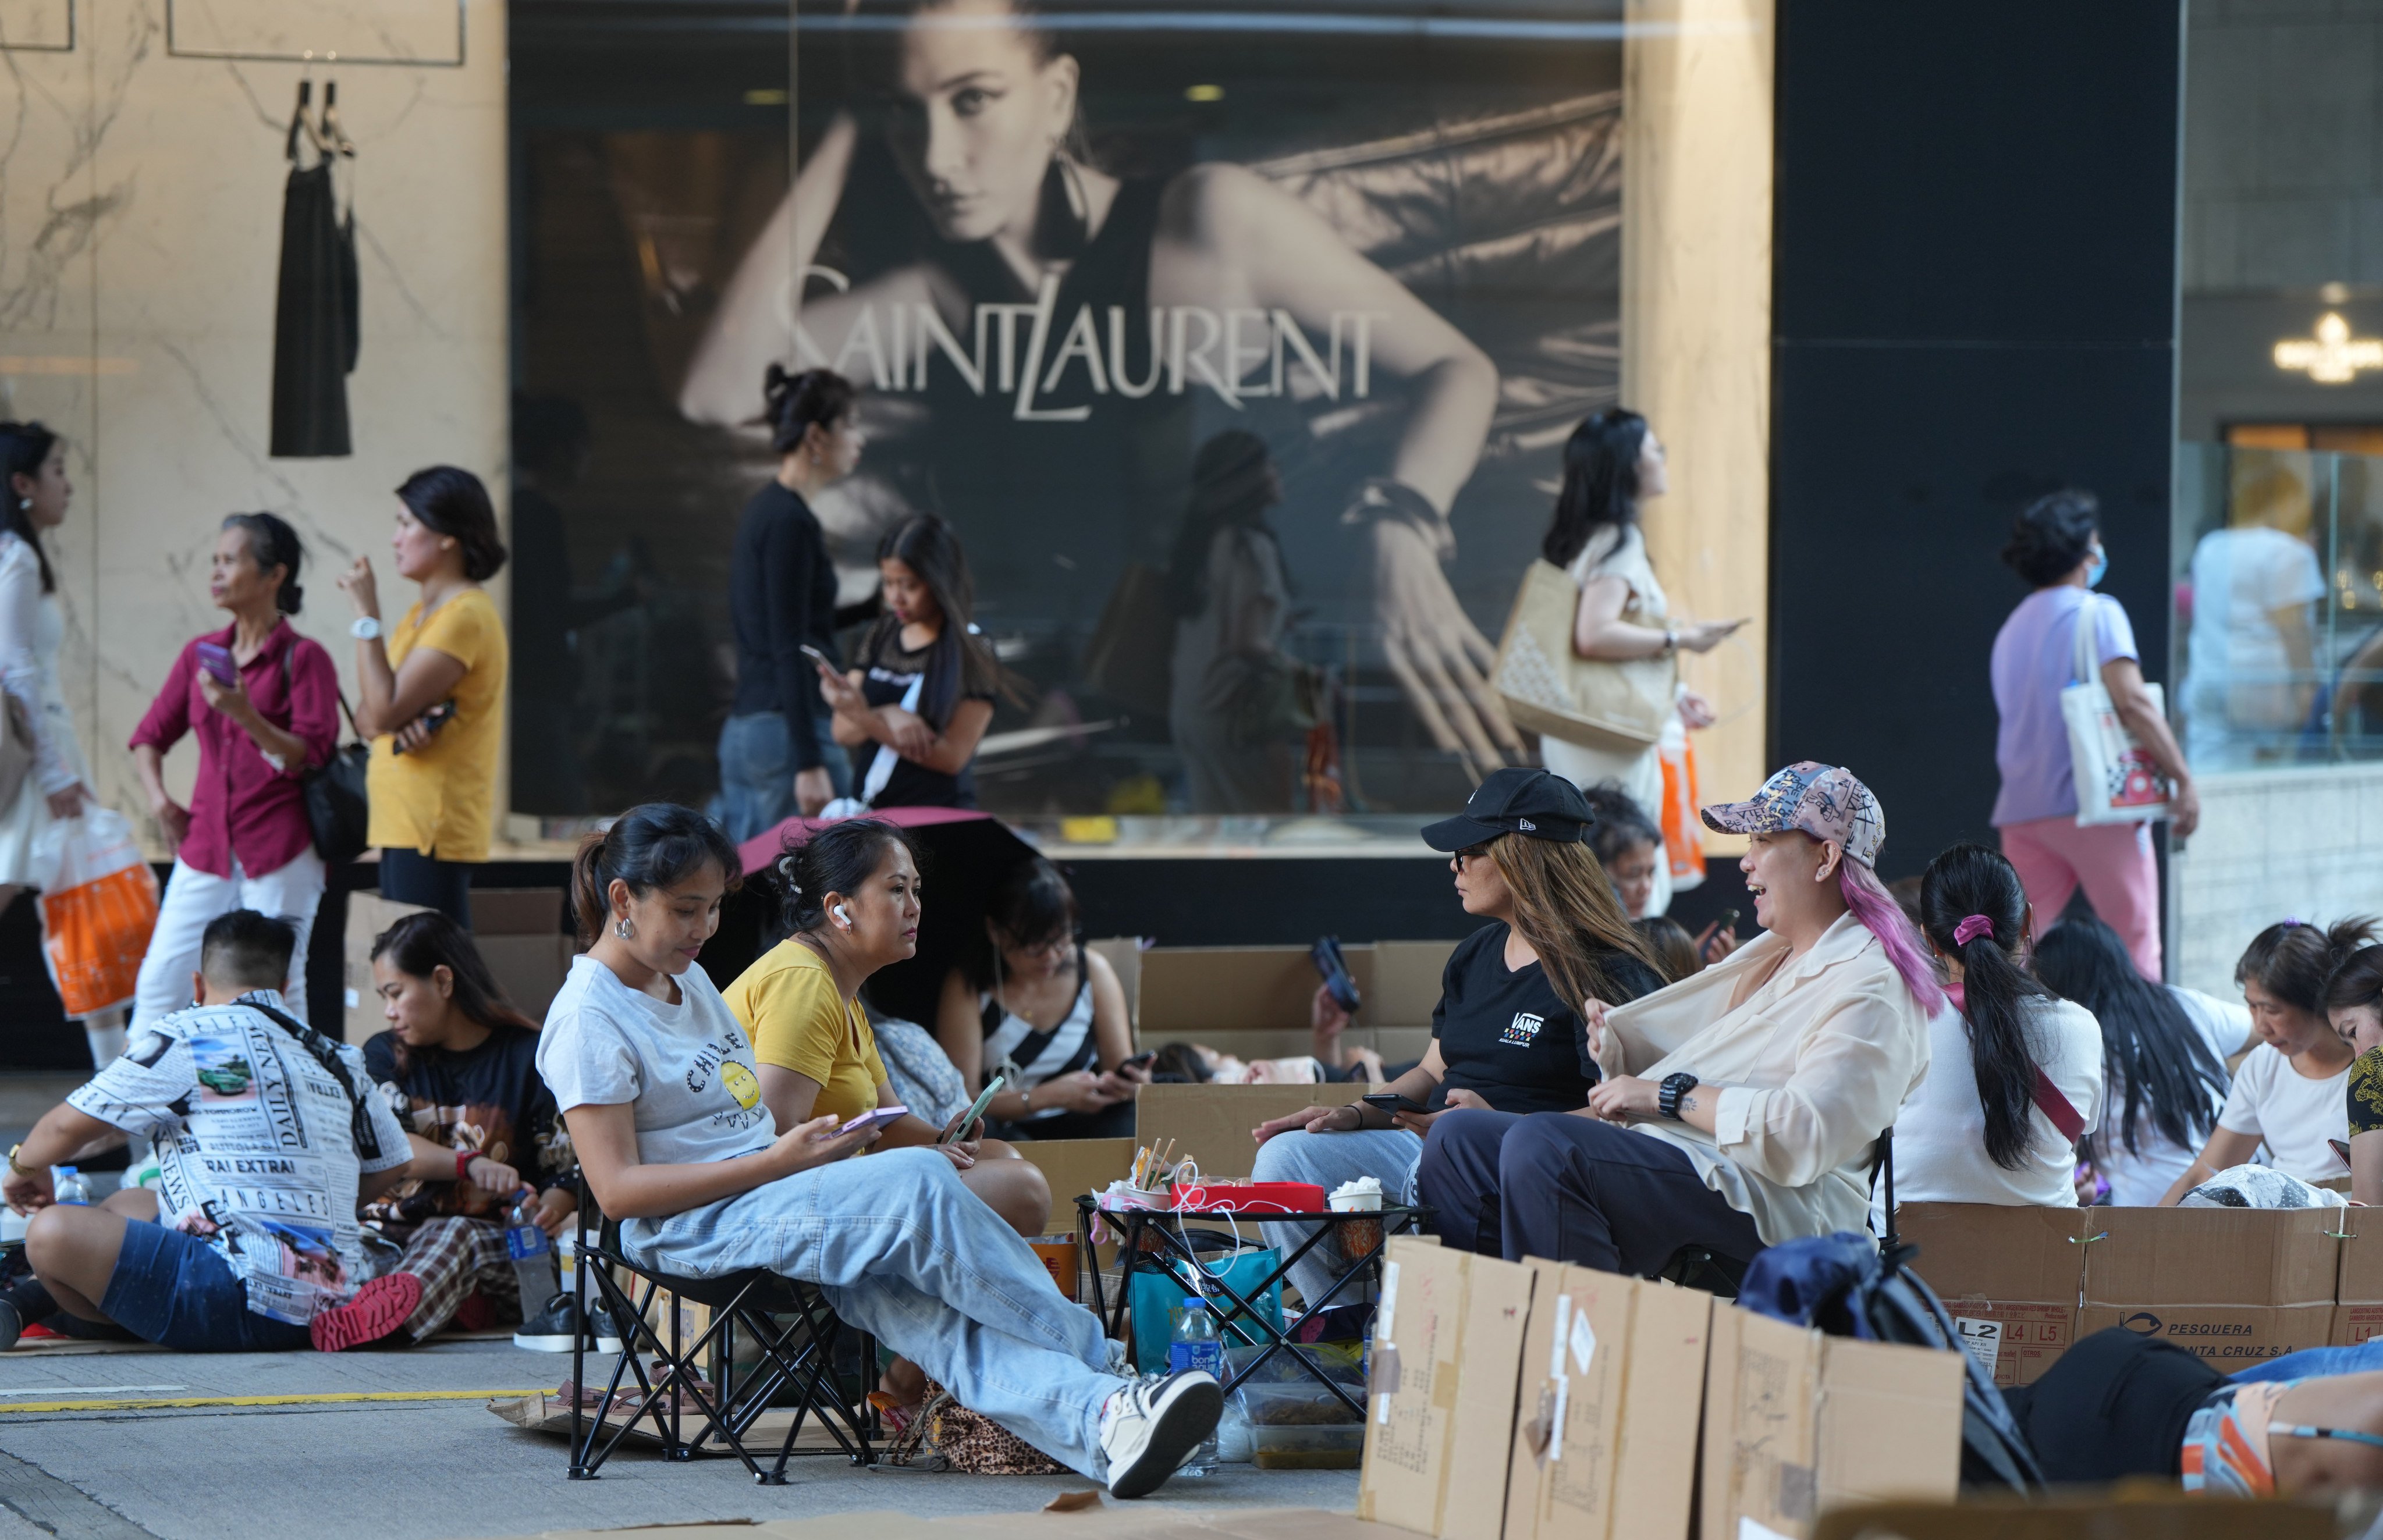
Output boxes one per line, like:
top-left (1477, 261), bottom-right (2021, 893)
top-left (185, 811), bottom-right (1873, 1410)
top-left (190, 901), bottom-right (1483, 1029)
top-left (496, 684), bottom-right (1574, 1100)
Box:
top-left (1363, 1091), bottom-right (1430, 1115)
top-left (392, 699), bottom-right (457, 756)
top-left (1311, 935), bottom-right (1362, 1014)
top-left (1123, 1050), bottom-right (1157, 1070)
top-left (1716, 908), bottom-right (1741, 933)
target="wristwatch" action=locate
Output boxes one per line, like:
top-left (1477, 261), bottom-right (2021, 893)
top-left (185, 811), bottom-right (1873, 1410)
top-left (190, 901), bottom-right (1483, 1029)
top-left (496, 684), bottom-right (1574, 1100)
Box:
top-left (1657, 1072), bottom-right (1700, 1121)
top-left (1661, 628), bottom-right (1679, 655)
top-left (350, 614), bottom-right (382, 641)
top-left (6, 1143), bottom-right (32, 1178)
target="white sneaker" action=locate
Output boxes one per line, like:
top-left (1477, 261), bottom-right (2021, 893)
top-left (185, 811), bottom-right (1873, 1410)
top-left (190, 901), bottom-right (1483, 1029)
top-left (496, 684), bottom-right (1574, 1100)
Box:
top-left (1098, 1372), bottom-right (1222, 1499)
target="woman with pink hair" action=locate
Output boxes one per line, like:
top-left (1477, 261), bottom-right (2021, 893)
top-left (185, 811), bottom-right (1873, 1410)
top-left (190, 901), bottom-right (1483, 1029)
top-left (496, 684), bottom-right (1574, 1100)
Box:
top-left (1416, 762), bottom-right (1937, 1280)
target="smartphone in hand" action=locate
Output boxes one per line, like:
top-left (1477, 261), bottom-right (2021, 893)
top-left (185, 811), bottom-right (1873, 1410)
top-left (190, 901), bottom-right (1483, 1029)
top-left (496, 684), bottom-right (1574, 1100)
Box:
top-left (194, 642), bottom-right (239, 687)
top-left (799, 643), bottom-right (837, 670)
top-left (942, 1075), bottom-right (1007, 1144)
top-left (837, 1105), bottom-right (908, 1137)
top-left (1362, 1091), bottom-right (1430, 1115)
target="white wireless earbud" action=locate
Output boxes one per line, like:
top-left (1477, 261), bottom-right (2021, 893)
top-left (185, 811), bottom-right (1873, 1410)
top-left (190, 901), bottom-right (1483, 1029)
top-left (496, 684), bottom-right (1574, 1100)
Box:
top-left (834, 904), bottom-right (852, 927)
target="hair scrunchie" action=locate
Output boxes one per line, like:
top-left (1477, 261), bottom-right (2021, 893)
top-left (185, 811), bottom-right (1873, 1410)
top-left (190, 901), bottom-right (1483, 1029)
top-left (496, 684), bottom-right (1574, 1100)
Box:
top-left (1952, 913), bottom-right (1996, 947)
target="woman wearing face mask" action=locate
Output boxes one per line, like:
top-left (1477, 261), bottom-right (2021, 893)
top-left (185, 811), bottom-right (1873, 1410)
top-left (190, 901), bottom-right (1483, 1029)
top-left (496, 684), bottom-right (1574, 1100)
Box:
top-left (539, 803), bottom-right (1220, 1495)
top-left (718, 367), bottom-right (860, 841)
top-left (1419, 762), bottom-right (1936, 1279)
top-left (818, 515), bottom-right (1014, 810)
top-left (129, 514), bottom-right (339, 1032)
top-left (2159, 917), bottom-right (2378, 1203)
top-left (339, 467), bottom-right (510, 924)
top-left (1869, 844), bottom-right (2105, 1230)
top-left (1990, 489), bottom-right (2196, 981)
top-left (936, 856), bottom-right (1142, 1141)
top-left (682, 0), bottom-right (1515, 770)
top-left (726, 819), bottom-right (1049, 1237)
top-left (1251, 768), bottom-right (1663, 1306)
top-left (350, 912), bottom-right (578, 1350)
top-left (0, 424), bottom-right (110, 1063)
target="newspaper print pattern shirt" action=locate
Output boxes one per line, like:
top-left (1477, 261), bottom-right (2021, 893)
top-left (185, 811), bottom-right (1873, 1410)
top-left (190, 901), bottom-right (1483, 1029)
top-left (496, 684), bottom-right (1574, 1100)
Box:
top-left (68, 990), bottom-right (411, 1325)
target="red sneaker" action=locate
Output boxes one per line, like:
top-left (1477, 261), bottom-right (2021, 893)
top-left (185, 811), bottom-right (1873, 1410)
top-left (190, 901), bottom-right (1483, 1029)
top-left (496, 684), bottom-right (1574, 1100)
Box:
top-left (310, 1273), bottom-right (424, 1352)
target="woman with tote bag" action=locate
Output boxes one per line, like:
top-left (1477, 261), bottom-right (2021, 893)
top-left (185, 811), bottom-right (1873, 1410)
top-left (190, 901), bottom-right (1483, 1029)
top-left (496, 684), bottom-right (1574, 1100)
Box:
top-left (1988, 489), bottom-right (2197, 981)
top-left (1493, 411), bottom-right (1744, 915)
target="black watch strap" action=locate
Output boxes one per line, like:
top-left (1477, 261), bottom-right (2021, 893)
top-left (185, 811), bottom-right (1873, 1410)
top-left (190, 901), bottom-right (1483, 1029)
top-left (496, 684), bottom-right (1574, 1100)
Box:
top-left (1658, 1072), bottom-right (1700, 1121)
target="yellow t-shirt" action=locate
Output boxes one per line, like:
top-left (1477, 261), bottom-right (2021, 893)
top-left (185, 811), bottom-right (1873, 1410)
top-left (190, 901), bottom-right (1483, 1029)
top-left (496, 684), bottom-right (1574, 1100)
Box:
top-left (727, 939), bottom-right (887, 1127)
top-left (366, 586), bottom-right (509, 861)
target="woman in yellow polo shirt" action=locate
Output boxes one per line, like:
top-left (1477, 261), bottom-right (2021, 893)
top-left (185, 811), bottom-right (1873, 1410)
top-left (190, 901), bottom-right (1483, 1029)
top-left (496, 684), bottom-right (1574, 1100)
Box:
top-left (726, 817), bottom-right (1049, 1239)
top-left (339, 466), bottom-right (511, 923)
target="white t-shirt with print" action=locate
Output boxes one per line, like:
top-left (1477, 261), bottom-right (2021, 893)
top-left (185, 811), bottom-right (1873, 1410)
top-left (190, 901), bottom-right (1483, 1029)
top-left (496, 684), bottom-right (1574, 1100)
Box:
top-left (68, 990), bottom-right (411, 1325)
top-left (536, 954), bottom-right (776, 1249)
top-left (2217, 1042), bottom-right (2350, 1183)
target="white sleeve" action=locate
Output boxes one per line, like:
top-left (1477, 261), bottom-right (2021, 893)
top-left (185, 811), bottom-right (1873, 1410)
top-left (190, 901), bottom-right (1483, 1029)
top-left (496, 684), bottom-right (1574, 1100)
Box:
top-left (0, 550), bottom-right (71, 795)
top-left (2217, 1047), bottom-right (2268, 1136)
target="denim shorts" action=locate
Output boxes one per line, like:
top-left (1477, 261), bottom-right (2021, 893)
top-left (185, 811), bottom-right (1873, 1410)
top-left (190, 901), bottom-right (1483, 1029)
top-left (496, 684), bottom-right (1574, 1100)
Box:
top-left (100, 1221), bottom-right (312, 1352)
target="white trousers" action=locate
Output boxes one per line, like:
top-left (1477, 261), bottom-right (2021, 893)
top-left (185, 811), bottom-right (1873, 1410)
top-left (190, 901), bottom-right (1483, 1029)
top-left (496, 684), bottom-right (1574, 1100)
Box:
top-left (131, 850), bottom-right (326, 1029)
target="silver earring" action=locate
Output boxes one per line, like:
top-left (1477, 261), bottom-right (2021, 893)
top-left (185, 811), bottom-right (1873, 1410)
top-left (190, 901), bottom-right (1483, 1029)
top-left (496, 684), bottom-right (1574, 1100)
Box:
top-left (614, 917), bottom-right (635, 940)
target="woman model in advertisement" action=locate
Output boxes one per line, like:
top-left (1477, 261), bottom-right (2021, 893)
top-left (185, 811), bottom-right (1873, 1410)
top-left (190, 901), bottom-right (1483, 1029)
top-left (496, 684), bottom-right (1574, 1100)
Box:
top-left (680, 0), bottom-right (1515, 768)
top-left (129, 514), bottom-right (339, 1029)
top-left (1539, 411), bottom-right (1744, 915)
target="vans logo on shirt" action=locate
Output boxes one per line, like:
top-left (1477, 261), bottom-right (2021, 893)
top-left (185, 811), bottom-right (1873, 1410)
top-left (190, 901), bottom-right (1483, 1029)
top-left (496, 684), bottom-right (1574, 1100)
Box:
top-left (1501, 1012), bottom-right (1546, 1047)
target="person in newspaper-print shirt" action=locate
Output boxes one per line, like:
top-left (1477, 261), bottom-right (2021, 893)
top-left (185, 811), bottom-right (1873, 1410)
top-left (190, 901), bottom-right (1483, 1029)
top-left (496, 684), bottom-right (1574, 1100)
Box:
top-left (0, 911), bottom-right (410, 1353)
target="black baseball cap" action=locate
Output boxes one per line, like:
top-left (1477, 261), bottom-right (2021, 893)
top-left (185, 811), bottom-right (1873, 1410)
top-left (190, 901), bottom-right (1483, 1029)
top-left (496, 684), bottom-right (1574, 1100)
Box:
top-left (1419, 767), bottom-right (1595, 851)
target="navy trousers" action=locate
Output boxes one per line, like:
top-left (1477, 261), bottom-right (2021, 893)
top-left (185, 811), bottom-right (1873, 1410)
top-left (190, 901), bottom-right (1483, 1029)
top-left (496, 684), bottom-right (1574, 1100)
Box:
top-left (1417, 1109), bottom-right (1764, 1276)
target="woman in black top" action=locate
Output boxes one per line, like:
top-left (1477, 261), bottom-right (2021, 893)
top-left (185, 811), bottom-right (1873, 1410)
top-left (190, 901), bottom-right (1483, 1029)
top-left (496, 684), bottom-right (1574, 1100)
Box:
top-left (1250, 768), bottom-right (1661, 1302)
top-left (355, 913), bottom-right (576, 1347)
top-left (819, 515), bottom-right (1012, 809)
top-left (717, 367), bottom-right (859, 842)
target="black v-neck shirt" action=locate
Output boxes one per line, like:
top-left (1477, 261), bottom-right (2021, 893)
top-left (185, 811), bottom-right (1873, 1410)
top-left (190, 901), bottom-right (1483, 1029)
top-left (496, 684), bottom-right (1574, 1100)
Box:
top-left (1430, 922), bottom-right (1664, 1114)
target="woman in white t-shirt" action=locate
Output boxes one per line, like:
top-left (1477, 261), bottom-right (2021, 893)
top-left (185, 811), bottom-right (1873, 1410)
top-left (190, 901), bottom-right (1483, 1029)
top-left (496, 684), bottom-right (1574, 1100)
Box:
top-left (1537, 411), bottom-right (1747, 915)
top-left (1876, 844), bottom-right (2104, 1228)
top-left (2030, 916), bottom-right (2248, 1207)
top-left (2160, 917), bottom-right (2379, 1201)
top-left (2182, 458), bottom-right (2327, 770)
top-left (534, 803), bottom-right (1220, 1496)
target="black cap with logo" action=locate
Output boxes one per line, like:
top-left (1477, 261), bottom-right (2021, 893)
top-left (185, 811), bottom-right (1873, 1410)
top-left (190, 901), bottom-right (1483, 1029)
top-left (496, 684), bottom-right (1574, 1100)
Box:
top-left (1418, 767), bottom-right (1596, 852)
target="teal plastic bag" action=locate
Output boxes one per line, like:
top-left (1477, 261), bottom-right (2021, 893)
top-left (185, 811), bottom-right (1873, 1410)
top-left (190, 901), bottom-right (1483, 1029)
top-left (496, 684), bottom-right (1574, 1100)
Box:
top-left (1127, 1246), bottom-right (1283, 1371)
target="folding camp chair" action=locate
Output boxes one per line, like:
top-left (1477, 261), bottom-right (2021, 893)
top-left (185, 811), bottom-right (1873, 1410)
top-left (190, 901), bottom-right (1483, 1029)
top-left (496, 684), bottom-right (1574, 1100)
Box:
top-left (1657, 1128), bottom-right (1902, 1300)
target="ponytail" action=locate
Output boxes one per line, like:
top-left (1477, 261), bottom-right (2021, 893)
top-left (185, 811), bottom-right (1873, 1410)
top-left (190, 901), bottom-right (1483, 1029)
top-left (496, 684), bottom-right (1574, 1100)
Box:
top-left (571, 803), bottom-right (741, 945)
top-left (1919, 842), bottom-right (2052, 1171)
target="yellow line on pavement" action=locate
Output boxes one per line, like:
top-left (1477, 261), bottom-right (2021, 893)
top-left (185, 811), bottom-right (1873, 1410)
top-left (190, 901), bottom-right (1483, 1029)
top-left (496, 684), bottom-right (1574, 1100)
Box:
top-left (0, 1388), bottom-right (548, 1414)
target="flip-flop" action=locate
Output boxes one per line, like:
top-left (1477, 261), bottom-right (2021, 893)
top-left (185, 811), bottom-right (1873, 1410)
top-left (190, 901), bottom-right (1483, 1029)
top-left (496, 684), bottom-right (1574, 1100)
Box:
top-left (310, 1272), bottom-right (424, 1352)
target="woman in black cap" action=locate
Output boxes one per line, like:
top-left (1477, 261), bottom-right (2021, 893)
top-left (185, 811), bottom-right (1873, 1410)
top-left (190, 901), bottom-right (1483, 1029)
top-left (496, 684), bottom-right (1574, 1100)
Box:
top-left (1249, 767), bottom-right (1663, 1305)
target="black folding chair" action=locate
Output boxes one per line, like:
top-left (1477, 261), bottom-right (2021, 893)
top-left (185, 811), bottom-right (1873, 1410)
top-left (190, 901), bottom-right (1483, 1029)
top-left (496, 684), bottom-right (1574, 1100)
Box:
top-left (566, 1204), bottom-right (875, 1485)
top-left (1657, 1128), bottom-right (1901, 1300)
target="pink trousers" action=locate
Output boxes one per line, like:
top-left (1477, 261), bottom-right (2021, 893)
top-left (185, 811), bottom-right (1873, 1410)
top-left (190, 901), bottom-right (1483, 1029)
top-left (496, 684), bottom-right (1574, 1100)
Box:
top-left (1998, 815), bottom-right (2162, 980)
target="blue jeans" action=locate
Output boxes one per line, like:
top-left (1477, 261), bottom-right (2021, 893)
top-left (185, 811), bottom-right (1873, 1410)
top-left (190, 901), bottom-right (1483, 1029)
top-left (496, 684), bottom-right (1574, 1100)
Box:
top-left (101, 1220), bottom-right (312, 1352)
top-left (2232, 1342), bottom-right (2383, 1382)
top-left (714, 709), bottom-right (850, 844)
top-left (630, 1147), bottom-right (1121, 1476)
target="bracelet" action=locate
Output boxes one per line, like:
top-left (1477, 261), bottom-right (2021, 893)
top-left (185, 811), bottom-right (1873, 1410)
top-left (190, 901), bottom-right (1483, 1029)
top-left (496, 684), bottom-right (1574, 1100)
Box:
top-left (6, 1143), bottom-right (33, 1178)
top-left (456, 1148), bottom-right (478, 1182)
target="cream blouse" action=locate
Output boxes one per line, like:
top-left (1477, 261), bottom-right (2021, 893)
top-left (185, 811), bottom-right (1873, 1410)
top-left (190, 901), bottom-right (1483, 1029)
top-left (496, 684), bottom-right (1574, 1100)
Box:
top-left (1590, 911), bottom-right (1933, 1244)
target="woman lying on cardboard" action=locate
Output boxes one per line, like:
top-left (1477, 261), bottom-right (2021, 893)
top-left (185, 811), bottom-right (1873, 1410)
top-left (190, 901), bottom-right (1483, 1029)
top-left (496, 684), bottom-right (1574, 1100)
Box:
top-left (1248, 767), bottom-right (1665, 1307)
top-left (536, 803), bottom-right (1221, 1497)
top-left (1418, 763), bottom-right (1935, 1280)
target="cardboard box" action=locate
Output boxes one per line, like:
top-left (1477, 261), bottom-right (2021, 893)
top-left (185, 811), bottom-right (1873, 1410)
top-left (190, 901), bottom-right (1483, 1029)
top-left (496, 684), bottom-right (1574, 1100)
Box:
top-left (441, 1509), bottom-right (1439, 1540)
top-left (2335, 1208), bottom-right (2383, 1346)
top-left (1501, 1257), bottom-right (1571, 1540)
top-left (343, 892), bottom-right (429, 1043)
top-left (1132, 940), bottom-right (1457, 1063)
top-left (2080, 1205), bottom-right (2346, 1368)
top-left (1135, 1083), bottom-right (1338, 1181)
top-left (1810, 1496), bottom-right (2332, 1540)
top-left (1700, 1307), bottom-right (1964, 1540)
top-left (1893, 1203), bottom-right (2090, 1385)
top-left (341, 886), bottom-right (577, 1044)
top-left (1360, 1237), bottom-right (1468, 1535)
top-left (1441, 1254), bottom-right (1538, 1540)
top-left (1013, 1136), bottom-right (1135, 1236)
top-left (1506, 1268), bottom-right (1710, 1540)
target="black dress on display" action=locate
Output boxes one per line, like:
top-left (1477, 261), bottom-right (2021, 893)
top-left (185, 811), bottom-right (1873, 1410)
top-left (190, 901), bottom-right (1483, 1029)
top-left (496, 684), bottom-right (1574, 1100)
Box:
top-left (271, 90), bottom-right (358, 459)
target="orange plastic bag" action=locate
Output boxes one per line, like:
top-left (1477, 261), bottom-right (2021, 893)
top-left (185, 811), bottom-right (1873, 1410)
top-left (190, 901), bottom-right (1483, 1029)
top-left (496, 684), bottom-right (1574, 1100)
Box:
top-left (35, 809), bottom-right (160, 1018)
top-left (1658, 732), bottom-right (1707, 887)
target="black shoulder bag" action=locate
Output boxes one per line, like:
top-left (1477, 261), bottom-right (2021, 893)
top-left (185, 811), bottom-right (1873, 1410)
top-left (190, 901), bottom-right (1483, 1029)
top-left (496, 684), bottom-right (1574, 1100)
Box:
top-left (247, 998), bottom-right (383, 1163)
top-left (281, 646), bottom-right (371, 865)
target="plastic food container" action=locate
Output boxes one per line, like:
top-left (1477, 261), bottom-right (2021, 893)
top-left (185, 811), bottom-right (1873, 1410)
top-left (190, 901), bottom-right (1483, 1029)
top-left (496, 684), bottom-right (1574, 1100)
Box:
top-left (1251, 1421), bottom-right (1364, 1468)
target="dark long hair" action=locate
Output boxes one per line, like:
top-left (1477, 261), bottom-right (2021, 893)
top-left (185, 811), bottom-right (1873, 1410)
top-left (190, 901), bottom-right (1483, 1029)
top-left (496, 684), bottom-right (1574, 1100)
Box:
top-left (1165, 430), bottom-right (1282, 619)
top-left (868, 514), bottom-right (1018, 727)
top-left (2236, 916), bottom-right (2381, 1013)
top-left (965, 856), bottom-right (1078, 988)
top-left (221, 513), bottom-right (306, 615)
top-left (1486, 832), bottom-right (1663, 1019)
top-left (569, 803), bottom-right (741, 945)
top-left (370, 912), bottom-right (539, 1071)
top-left (762, 365), bottom-right (857, 456)
top-left (396, 465), bottom-right (508, 581)
top-left (2033, 916), bottom-right (2228, 1160)
top-left (1541, 410), bottom-right (1647, 569)
top-left (1919, 843), bottom-right (2052, 1171)
top-left (2328, 944), bottom-right (2383, 1023)
top-left (0, 421), bottom-right (59, 593)
top-left (775, 817), bottom-right (920, 936)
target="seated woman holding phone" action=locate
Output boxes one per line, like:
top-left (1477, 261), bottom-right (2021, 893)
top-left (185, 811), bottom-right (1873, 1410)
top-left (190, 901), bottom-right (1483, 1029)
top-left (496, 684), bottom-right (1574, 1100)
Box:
top-left (539, 803), bottom-right (1220, 1496)
top-left (936, 858), bottom-right (1145, 1142)
top-left (1249, 769), bottom-right (1663, 1305)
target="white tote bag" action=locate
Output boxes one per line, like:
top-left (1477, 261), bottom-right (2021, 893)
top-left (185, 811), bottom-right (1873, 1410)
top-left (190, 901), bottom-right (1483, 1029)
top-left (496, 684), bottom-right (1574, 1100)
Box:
top-left (2059, 595), bottom-right (2172, 825)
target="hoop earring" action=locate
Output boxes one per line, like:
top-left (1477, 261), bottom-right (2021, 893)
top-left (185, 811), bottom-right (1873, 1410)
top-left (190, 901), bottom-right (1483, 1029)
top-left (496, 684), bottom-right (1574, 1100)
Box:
top-left (614, 917), bottom-right (635, 940)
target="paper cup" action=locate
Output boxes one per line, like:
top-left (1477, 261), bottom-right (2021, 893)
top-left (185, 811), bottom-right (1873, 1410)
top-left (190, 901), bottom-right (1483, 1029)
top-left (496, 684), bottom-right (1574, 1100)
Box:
top-left (1330, 1190), bottom-right (1383, 1257)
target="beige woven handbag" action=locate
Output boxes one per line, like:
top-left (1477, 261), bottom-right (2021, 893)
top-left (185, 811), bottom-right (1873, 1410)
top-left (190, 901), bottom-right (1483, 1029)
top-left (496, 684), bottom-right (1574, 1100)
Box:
top-left (1491, 559), bottom-right (1672, 752)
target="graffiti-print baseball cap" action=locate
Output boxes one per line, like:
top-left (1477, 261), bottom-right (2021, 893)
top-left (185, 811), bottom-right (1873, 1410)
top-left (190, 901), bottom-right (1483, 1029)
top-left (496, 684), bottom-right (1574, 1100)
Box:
top-left (1699, 762), bottom-right (1886, 868)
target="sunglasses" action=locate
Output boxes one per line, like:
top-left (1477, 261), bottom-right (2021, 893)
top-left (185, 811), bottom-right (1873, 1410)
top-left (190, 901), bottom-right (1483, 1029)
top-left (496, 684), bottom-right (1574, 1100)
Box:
top-left (1453, 844), bottom-right (1493, 866)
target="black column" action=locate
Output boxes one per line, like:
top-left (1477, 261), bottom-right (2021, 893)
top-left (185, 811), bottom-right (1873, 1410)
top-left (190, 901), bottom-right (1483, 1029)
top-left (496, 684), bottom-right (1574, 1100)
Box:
top-left (1768, 2), bottom-right (2183, 879)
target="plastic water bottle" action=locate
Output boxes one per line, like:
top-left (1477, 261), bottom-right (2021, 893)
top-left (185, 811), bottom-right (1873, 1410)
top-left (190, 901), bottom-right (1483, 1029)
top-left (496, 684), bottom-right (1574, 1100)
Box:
top-left (51, 1167), bottom-right (90, 1206)
top-left (505, 1191), bottom-right (559, 1321)
top-left (1168, 1296), bottom-right (1222, 1476)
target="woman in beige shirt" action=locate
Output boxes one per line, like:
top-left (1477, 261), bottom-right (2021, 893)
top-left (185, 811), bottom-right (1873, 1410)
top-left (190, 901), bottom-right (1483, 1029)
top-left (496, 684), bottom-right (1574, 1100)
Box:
top-left (1415, 762), bottom-right (1936, 1277)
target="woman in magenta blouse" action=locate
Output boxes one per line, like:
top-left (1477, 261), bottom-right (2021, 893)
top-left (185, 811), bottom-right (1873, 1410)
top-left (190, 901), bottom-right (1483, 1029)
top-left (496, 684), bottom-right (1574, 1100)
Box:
top-left (128, 514), bottom-right (339, 1025)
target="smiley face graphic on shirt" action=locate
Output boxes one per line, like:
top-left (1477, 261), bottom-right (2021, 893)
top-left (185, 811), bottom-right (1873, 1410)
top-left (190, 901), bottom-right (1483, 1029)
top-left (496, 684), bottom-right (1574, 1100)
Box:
top-left (720, 1060), bottom-right (760, 1111)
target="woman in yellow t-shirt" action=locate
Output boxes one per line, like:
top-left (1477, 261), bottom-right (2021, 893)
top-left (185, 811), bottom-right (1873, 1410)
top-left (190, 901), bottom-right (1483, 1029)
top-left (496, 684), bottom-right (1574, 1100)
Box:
top-left (339, 466), bottom-right (512, 923)
top-left (727, 817), bottom-right (1049, 1239)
